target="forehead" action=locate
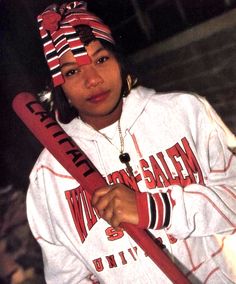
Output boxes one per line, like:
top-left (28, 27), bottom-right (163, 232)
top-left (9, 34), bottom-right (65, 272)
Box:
top-left (59, 40), bottom-right (105, 66)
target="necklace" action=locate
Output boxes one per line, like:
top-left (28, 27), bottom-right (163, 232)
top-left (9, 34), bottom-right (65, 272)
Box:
top-left (98, 120), bottom-right (133, 176)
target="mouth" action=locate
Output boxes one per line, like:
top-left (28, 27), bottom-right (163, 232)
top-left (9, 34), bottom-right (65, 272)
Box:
top-left (87, 91), bottom-right (110, 103)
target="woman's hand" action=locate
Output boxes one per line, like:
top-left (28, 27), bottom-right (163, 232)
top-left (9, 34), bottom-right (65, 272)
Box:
top-left (91, 184), bottom-right (139, 230)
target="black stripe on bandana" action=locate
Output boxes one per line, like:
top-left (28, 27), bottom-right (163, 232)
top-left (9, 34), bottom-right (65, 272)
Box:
top-left (53, 34), bottom-right (66, 46)
top-left (71, 46), bottom-right (86, 54)
top-left (57, 44), bottom-right (70, 56)
top-left (41, 33), bottom-right (52, 45)
top-left (51, 65), bottom-right (61, 75)
top-left (46, 50), bottom-right (58, 61)
top-left (66, 33), bottom-right (80, 40)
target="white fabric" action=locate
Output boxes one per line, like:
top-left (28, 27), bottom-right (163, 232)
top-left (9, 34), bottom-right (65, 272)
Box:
top-left (27, 86), bottom-right (236, 283)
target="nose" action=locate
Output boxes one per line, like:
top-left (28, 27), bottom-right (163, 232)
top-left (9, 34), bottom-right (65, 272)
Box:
top-left (84, 66), bottom-right (104, 88)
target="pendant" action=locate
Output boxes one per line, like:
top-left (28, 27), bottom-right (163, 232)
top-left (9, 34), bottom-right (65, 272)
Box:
top-left (119, 152), bottom-right (130, 164)
top-left (119, 152), bottom-right (134, 176)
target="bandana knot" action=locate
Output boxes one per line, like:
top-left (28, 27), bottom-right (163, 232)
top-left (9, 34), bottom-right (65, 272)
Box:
top-left (41, 10), bottom-right (62, 33)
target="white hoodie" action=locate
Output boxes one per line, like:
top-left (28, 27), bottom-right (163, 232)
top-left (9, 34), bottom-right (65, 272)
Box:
top-left (27, 86), bottom-right (236, 283)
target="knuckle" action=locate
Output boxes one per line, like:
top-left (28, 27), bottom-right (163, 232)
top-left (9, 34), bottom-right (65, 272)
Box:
top-left (114, 207), bottom-right (123, 218)
top-left (112, 185), bottom-right (121, 194)
top-left (113, 196), bottom-right (120, 206)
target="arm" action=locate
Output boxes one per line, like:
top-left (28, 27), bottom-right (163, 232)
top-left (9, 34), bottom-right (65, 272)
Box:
top-left (92, 96), bottom-right (236, 238)
top-left (136, 182), bottom-right (236, 238)
top-left (137, 96), bottom-right (236, 238)
top-left (27, 173), bottom-right (95, 284)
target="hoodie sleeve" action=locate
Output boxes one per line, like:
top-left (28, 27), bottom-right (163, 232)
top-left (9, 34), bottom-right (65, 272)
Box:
top-left (136, 95), bottom-right (236, 238)
top-left (27, 174), bottom-right (94, 284)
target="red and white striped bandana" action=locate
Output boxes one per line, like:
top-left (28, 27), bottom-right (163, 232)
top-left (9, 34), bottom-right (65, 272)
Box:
top-left (38, 1), bottom-right (115, 87)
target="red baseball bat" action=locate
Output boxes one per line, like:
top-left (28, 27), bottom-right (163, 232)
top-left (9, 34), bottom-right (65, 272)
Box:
top-left (12, 92), bottom-right (190, 284)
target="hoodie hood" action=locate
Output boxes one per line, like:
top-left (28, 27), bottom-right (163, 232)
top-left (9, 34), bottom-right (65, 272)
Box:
top-left (59, 86), bottom-right (156, 142)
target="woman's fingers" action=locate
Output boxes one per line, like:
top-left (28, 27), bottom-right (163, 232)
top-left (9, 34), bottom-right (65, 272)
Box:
top-left (91, 186), bottom-right (111, 206)
top-left (92, 184), bottom-right (139, 228)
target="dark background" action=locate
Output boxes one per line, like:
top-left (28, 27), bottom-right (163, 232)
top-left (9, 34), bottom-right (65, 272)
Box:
top-left (1, 0), bottom-right (236, 189)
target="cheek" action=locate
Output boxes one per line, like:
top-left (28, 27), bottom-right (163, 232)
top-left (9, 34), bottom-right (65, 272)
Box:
top-left (61, 81), bottom-right (81, 101)
top-left (61, 80), bottom-right (71, 95)
top-left (111, 64), bottom-right (123, 90)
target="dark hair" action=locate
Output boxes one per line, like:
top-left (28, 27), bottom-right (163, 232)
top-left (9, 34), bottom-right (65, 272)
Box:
top-left (51, 26), bottom-right (137, 124)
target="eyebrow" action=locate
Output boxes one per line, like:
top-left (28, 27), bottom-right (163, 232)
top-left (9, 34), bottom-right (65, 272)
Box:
top-left (91, 46), bottom-right (106, 57)
top-left (60, 46), bottom-right (107, 69)
top-left (60, 61), bottom-right (77, 69)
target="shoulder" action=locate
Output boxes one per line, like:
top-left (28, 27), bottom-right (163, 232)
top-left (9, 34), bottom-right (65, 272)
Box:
top-left (133, 86), bottom-right (207, 113)
top-left (123, 86), bottom-right (211, 129)
top-left (29, 147), bottom-right (67, 182)
top-left (151, 89), bottom-right (204, 109)
top-left (34, 147), bottom-right (57, 166)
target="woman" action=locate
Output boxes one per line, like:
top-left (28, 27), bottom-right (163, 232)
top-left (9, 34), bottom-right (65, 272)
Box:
top-left (27, 1), bottom-right (236, 283)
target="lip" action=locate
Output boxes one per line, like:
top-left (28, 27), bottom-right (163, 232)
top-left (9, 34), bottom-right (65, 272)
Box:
top-left (87, 91), bottom-right (110, 103)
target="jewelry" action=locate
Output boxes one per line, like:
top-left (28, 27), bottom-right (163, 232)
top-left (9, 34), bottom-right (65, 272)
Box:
top-left (126, 74), bottom-right (132, 93)
top-left (123, 74), bottom-right (138, 97)
top-left (99, 120), bottom-right (133, 176)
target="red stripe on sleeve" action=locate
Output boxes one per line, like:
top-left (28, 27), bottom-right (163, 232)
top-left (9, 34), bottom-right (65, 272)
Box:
top-left (135, 192), bottom-right (150, 229)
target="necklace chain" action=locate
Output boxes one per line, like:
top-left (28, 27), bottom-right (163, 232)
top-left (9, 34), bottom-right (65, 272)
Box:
top-left (118, 119), bottom-right (124, 154)
top-left (98, 119), bottom-right (124, 154)
top-left (88, 120), bottom-right (133, 176)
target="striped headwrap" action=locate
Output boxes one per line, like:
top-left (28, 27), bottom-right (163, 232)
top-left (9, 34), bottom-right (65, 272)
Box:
top-left (38, 1), bottom-right (115, 87)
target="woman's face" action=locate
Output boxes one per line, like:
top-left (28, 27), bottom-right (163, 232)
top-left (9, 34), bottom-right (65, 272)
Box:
top-left (60, 40), bottom-right (123, 129)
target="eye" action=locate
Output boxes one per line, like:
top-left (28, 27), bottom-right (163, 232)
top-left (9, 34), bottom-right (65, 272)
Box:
top-left (64, 68), bottom-right (80, 77)
top-left (97, 56), bottom-right (109, 64)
